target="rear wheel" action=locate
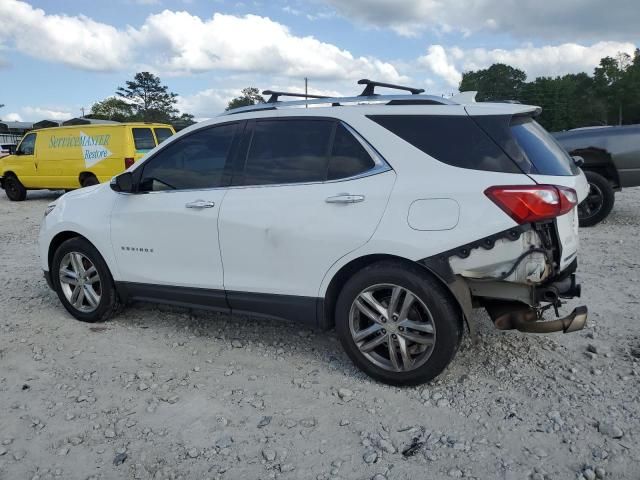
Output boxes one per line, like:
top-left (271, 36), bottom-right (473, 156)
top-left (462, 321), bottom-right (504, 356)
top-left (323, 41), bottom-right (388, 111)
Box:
top-left (578, 170), bottom-right (614, 227)
top-left (335, 261), bottom-right (462, 386)
top-left (52, 237), bottom-right (120, 322)
top-left (81, 174), bottom-right (99, 188)
top-left (4, 175), bottom-right (27, 201)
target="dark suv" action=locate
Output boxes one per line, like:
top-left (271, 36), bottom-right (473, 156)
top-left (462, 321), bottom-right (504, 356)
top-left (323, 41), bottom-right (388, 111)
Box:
top-left (554, 124), bottom-right (640, 226)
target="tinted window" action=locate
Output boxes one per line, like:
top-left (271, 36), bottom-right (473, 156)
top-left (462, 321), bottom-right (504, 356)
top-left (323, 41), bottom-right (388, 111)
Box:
top-left (328, 124), bottom-right (375, 180)
top-left (133, 128), bottom-right (156, 150)
top-left (510, 118), bottom-right (578, 176)
top-left (155, 128), bottom-right (173, 144)
top-left (139, 124), bottom-right (236, 192)
top-left (368, 115), bottom-right (520, 173)
top-left (243, 120), bottom-right (333, 186)
top-left (17, 133), bottom-right (36, 155)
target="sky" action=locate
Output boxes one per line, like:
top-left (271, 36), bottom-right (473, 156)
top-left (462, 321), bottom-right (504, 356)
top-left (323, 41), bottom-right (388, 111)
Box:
top-left (0, 0), bottom-right (638, 121)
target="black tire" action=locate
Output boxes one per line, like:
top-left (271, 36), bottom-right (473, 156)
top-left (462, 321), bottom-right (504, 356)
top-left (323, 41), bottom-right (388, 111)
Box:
top-left (81, 175), bottom-right (99, 188)
top-left (51, 237), bottom-right (120, 322)
top-left (335, 261), bottom-right (462, 386)
top-left (578, 171), bottom-right (615, 227)
top-left (4, 175), bottom-right (27, 201)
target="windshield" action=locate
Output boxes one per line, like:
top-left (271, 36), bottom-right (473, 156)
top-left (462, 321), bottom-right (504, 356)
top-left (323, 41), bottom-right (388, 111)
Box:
top-left (510, 118), bottom-right (578, 176)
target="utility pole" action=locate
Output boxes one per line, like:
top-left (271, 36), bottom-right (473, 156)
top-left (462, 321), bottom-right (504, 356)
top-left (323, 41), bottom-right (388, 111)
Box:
top-left (81, 107), bottom-right (85, 117)
top-left (305, 77), bottom-right (308, 108)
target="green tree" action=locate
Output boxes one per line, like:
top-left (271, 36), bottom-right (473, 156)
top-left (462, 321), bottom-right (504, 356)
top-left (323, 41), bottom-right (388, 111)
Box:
top-left (459, 64), bottom-right (527, 101)
top-left (226, 87), bottom-right (265, 111)
top-left (88, 97), bottom-right (135, 122)
top-left (117, 72), bottom-right (178, 122)
top-left (594, 54), bottom-right (632, 125)
top-left (171, 112), bottom-right (196, 131)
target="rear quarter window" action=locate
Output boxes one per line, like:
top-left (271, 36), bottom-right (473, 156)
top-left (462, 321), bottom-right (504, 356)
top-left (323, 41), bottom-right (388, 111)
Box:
top-left (368, 115), bottom-right (520, 173)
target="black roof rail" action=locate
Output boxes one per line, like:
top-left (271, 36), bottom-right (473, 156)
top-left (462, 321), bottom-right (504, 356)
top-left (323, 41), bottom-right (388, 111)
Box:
top-left (358, 79), bottom-right (424, 96)
top-left (262, 90), bottom-right (331, 103)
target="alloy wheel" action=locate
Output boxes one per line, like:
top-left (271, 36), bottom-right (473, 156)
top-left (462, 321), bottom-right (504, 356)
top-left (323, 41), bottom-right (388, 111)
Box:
top-left (349, 284), bottom-right (436, 372)
top-left (58, 252), bottom-right (102, 313)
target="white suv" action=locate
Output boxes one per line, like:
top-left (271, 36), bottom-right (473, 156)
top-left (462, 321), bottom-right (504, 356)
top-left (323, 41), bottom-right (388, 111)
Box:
top-left (39, 80), bottom-right (589, 385)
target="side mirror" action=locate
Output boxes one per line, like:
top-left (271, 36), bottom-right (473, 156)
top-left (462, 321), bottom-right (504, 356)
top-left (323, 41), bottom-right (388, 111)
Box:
top-left (110, 172), bottom-right (134, 193)
top-left (8, 145), bottom-right (17, 155)
top-left (572, 155), bottom-right (585, 168)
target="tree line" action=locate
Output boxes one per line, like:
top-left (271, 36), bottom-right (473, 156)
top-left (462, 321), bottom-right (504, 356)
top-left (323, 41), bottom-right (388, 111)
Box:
top-left (89, 72), bottom-right (195, 129)
top-left (460, 49), bottom-right (640, 131)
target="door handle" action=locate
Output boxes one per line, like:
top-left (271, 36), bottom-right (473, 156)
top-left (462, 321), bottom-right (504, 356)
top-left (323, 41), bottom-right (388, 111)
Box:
top-left (185, 199), bottom-right (215, 209)
top-left (325, 194), bottom-right (365, 204)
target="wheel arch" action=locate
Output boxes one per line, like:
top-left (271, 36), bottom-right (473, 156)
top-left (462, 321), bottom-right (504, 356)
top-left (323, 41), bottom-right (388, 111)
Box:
top-left (78, 171), bottom-right (98, 185)
top-left (319, 253), bottom-right (470, 333)
top-left (571, 147), bottom-right (620, 189)
top-left (48, 231), bottom-right (93, 272)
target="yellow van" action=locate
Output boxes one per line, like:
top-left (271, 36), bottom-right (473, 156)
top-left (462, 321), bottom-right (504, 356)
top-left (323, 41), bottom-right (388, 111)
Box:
top-left (0, 122), bottom-right (175, 201)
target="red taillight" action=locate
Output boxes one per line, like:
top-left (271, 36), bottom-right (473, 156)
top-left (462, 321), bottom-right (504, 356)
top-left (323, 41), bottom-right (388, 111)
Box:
top-left (485, 185), bottom-right (578, 224)
top-left (124, 157), bottom-right (135, 169)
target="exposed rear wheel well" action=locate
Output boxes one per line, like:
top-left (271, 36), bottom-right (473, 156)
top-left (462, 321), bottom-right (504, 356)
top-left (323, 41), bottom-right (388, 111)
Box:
top-left (321, 254), bottom-right (463, 330)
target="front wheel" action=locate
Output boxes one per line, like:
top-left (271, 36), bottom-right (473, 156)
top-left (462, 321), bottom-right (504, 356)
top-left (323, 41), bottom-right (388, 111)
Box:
top-left (335, 261), bottom-right (462, 386)
top-left (52, 237), bottom-right (120, 322)
top-left (4, 175), bottom-right (27, 201)
top-left (578, 171), bottom-right (615, 227)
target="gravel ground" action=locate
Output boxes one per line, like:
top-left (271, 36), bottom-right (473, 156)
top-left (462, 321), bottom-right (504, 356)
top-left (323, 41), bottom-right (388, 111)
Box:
top-left (1, 188), bottom-right (639, 480)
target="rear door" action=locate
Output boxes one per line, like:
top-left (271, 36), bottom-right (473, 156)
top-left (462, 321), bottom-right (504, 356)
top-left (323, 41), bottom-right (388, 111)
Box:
top-left (110, 122), bottom-right (240, 298)
top-left (154, 127), bottom-right (174, 145)
top-left (218, 118), bottom-right (395, 315)
top-left (131, 127), bottom-right (157, 164)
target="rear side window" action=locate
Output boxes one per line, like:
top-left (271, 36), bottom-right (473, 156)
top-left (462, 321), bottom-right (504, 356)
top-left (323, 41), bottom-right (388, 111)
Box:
top-left (368, 115), bottom-right (520, 173)
top-left (132, 128), bottom-right (156, 151)
top-left (154, 127), bottom-right (173, 144)
top-left (243, 120), bottom-right (333, 185)
top-left (510, 118), bottom-right (578, 176)
top-left (139, 123), bottom-right (236, 192)
top-left (328, 124), bottom-right (375, 180)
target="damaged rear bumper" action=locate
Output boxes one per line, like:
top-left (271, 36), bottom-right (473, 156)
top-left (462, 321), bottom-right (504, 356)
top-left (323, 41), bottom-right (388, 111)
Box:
top-left (418, 224), bottom-right (588, 335)
top-left (485, 301), bottom-right (587, 333)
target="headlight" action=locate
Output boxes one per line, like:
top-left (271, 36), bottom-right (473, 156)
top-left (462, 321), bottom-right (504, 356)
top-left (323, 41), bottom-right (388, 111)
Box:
top-left (44, 203), bottom-right (57, 216)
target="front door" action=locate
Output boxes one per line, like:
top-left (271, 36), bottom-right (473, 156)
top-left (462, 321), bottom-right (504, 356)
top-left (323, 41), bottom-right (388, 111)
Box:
top-left (110, 122), bottom-right (240, 301)
top-left (219, 118), bottom-right (396, 318)
top-left (11, 132), bottom-right (38, 187)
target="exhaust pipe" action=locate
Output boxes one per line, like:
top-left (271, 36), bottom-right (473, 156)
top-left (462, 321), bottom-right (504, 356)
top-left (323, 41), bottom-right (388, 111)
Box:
top-left (486, 301), bottom-right (588, 334)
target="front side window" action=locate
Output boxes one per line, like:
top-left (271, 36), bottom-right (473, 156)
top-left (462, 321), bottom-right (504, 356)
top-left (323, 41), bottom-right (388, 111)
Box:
top-left (154, 127), bottom-right (173, 144)
top-left (243, 119), bottom-right (333, 186)
top-left (139, 123), bottom-right (236, 192)
top-left (17, 133), bottom-right (36, 155)
top-left (132, 128), bottom-right (156, 151)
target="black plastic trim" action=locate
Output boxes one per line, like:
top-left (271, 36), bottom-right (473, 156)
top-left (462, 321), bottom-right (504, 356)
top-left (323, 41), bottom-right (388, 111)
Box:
top-left (43, 270), bottom-right (54, 290)
top-left (114, 282), bottom-right (320, 326)
top-left (116, 282), bottom-right (230, 312)
top-left (227, 290), bottom-right (318, 326)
